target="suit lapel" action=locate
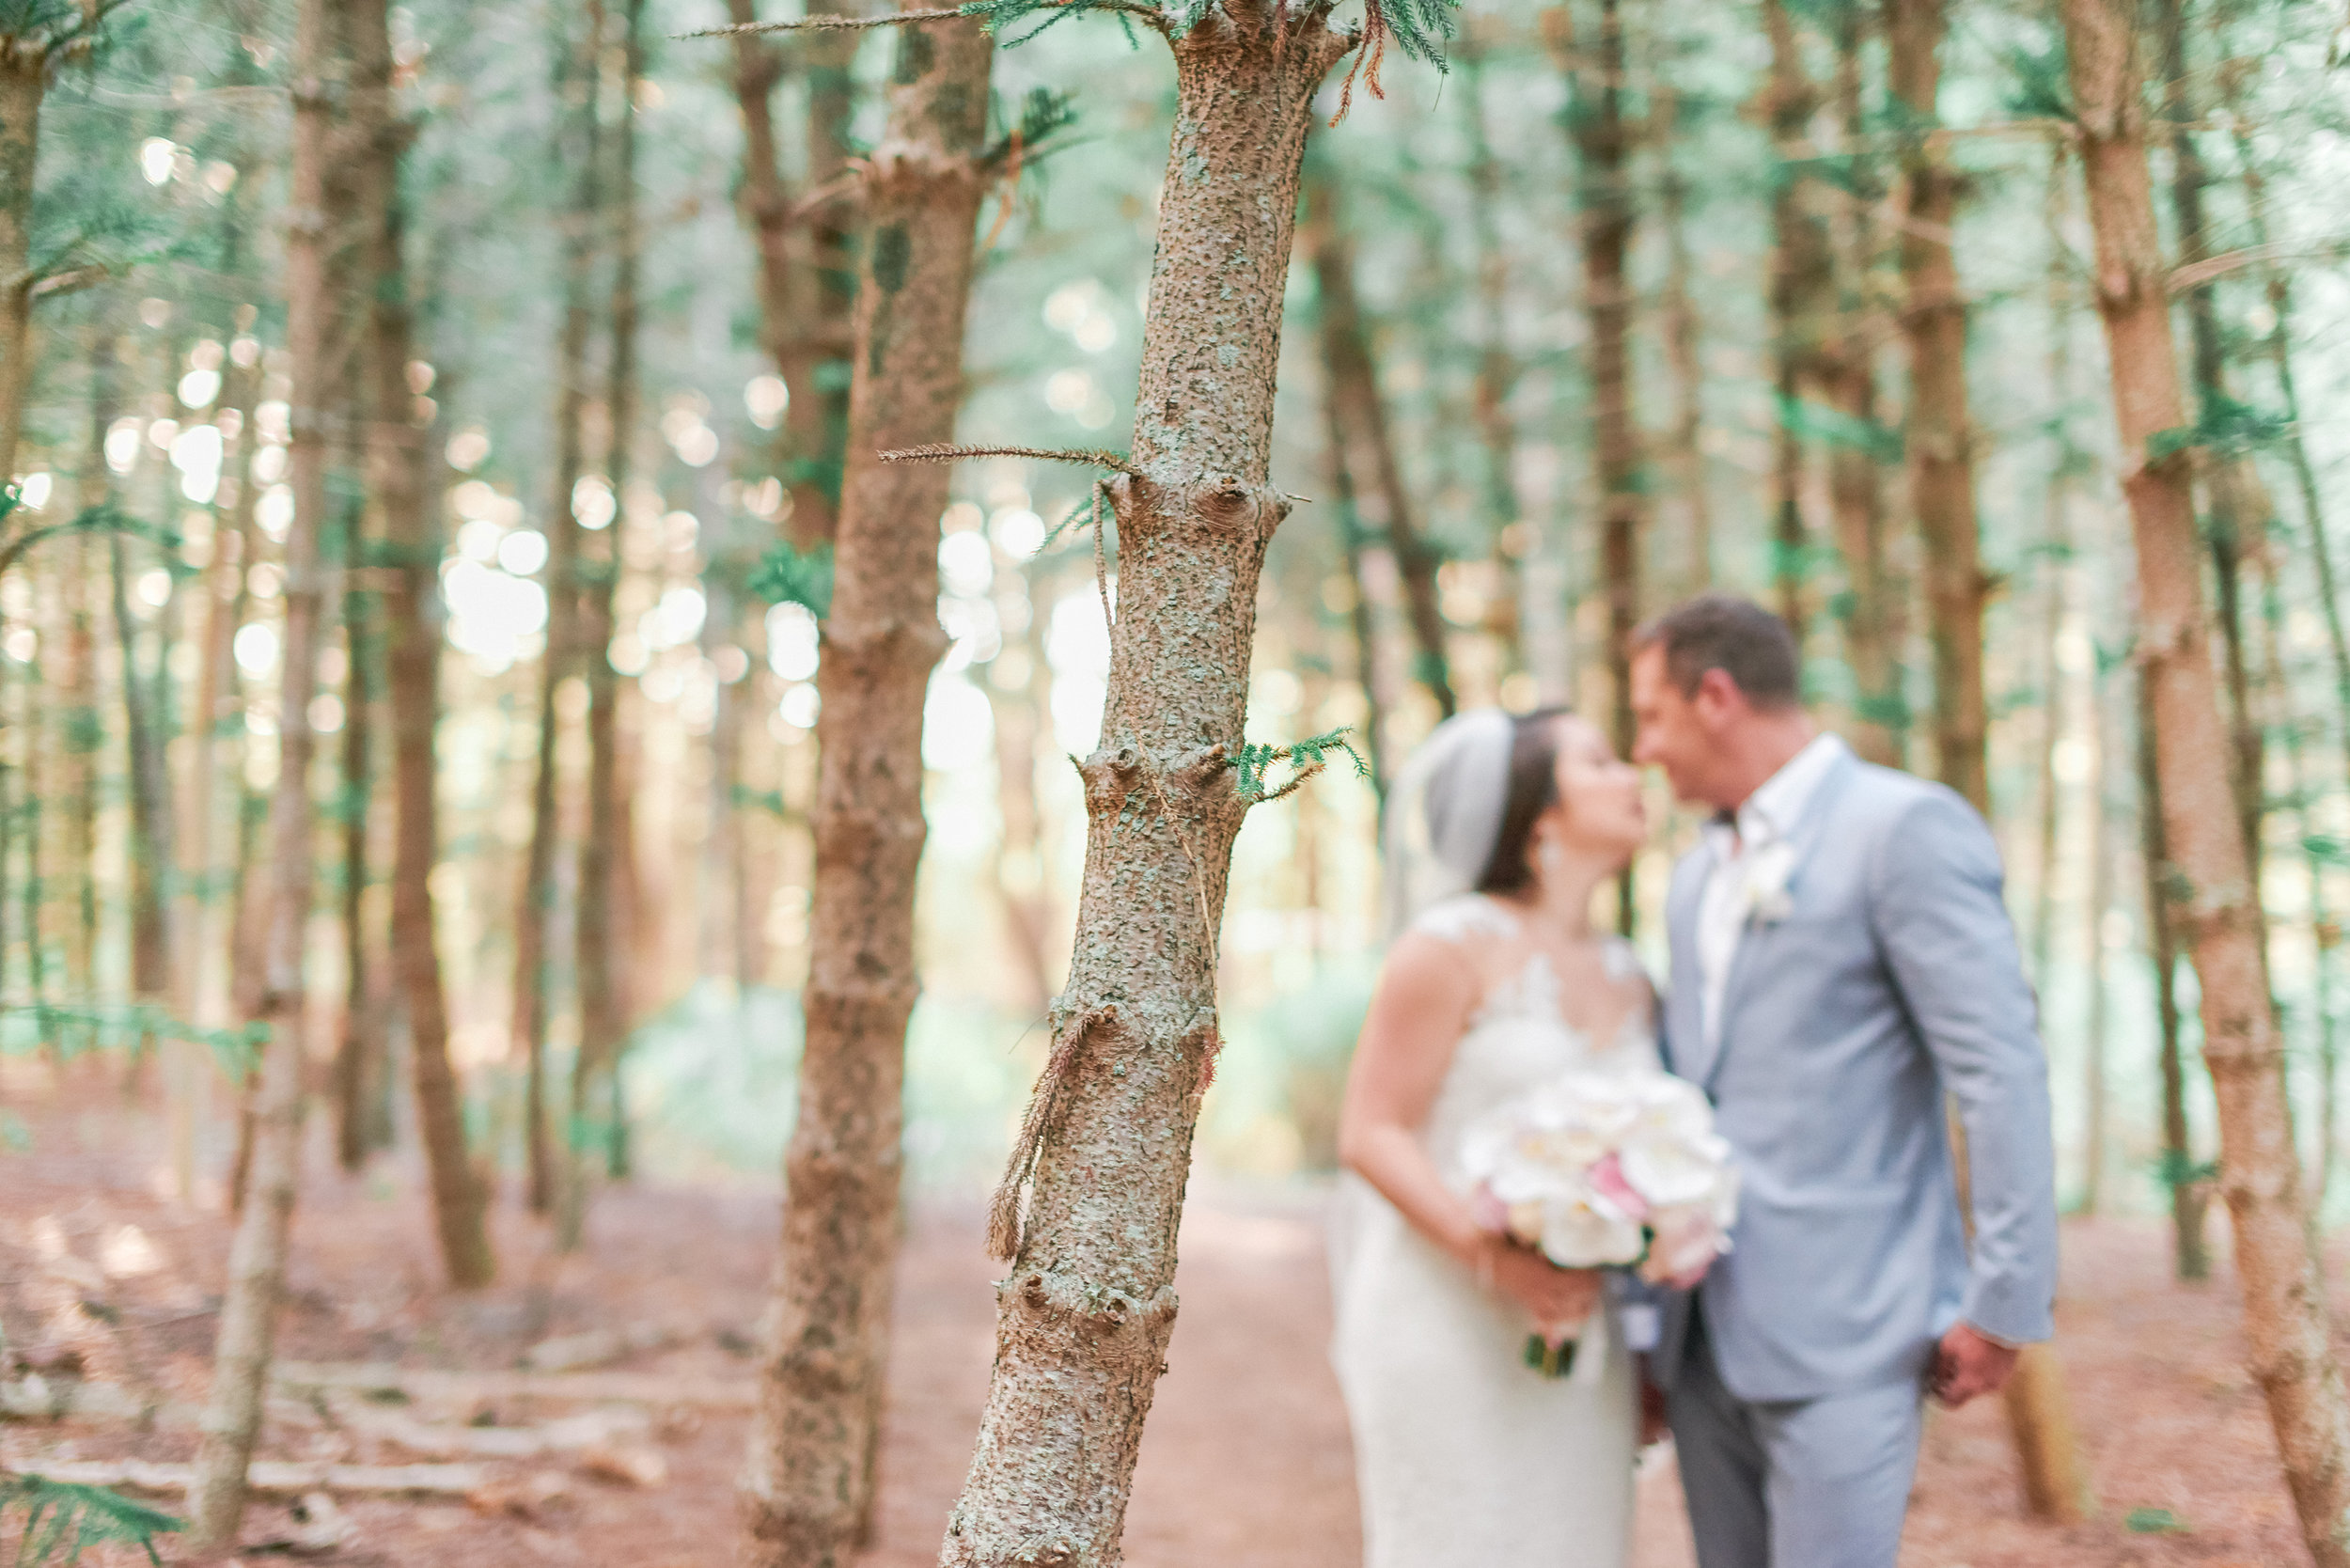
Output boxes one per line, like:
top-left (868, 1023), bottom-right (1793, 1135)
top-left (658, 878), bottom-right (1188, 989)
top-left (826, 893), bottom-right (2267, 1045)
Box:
top-left (1702, 750), bottom-right (1861, 1096)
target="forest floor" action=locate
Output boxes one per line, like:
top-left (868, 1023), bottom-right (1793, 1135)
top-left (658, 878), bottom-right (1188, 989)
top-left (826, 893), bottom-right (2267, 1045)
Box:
top-left (0, 1065), bottom-right (2322, 1567)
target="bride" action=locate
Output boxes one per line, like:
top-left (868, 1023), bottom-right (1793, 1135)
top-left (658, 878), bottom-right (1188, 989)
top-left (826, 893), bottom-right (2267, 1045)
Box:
top-left (1331, 706), bottom-right (1662, 1568)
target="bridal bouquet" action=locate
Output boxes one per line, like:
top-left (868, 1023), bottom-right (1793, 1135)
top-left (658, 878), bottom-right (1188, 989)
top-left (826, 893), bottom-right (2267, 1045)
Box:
top-left (1461, 1070), bottom-right (1740, 1376)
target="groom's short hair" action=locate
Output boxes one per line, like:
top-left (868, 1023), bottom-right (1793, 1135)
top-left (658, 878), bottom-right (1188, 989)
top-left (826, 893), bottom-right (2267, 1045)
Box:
top-left (1633, 594), bottom-right (1802, 711)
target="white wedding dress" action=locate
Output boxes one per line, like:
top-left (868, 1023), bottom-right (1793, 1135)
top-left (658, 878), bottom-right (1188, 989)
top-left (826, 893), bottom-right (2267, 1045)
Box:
top-left (1331, 893), bottom-right (1659, 1568)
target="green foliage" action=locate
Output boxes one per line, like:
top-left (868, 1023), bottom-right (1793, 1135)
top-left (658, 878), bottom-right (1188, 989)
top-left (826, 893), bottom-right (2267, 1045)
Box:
top-left (1360, 0), bottom-right (1459, 69)
top-left (2123, 1506), bottom-right (2189, 1535)
top-left (748, 541), bottom-right (835, 618)
top-left (1228, 727), bottom-right (1369, 805)
top-left (2144, 395), bottom-right (2293, 465)
top-left (960, 0), bottom-right (1151, 51)
top-left (2154, 1147), bottom-right (2218, 1191)
top-left (1774, 392), bottom-right (1902, 463)
top-left (2000, 35), bottom-right (2074, 122)
top-left (0, 1471), bottom-right (181, 1567)
top-left (0, 1003), bottom-right (267, 1079)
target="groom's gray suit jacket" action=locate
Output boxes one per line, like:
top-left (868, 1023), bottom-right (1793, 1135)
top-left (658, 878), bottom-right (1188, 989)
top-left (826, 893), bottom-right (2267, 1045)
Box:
top-left (1654, 748), bottom-right (2060, 1403)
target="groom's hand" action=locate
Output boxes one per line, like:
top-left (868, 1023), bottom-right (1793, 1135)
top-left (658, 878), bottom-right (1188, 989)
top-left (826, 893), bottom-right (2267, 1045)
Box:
top-left (1930, 1323), bottom-right (2020, 1407)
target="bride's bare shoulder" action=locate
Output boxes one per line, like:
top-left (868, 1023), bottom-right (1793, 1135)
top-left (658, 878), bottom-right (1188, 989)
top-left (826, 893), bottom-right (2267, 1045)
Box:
top-left (1405, 892), bottom-right (1522, 946)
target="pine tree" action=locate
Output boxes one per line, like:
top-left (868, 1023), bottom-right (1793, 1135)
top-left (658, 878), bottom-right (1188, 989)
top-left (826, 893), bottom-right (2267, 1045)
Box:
top-left (737, 9), bottom-right (999, 1562)
top-left (2062, 0), bottom-right (2350, 1552)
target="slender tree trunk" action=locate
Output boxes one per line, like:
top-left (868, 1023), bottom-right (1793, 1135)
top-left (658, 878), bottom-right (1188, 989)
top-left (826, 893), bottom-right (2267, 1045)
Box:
top-left (1653, 86), bottom-right (1712, 593)
top-left (188, 0), bottom-right (345, 1540)
top-left (2064, 2), bottom-right (2350, 1554)
top-left (2138, 669), bottom-right (2210, 1277)
top-left (1894, 0), bottom-right (2086, 1520)
top-left (2264, 566), bottom-right (2341, 1205)
top-left (2156, 0), bottom-right (2265, 885)
top-left (569, 0), bottom-right (640, 1245)
top-left (176, 353), bottom-right (259, 1201)
top-left (938, 12), bottom-right (1352, 1561)
top-left (1301, 165), bottom-right (1453, 720)
top-left (2029, 165), bottom-right (2076, 989)
top-left (109, 525), bottom-right (175, 1038)
top-left (1455, 42), bottom-right (1525, 671)
top-left (352, 0), bottom-right (494, 1288)
top-left (728, 0), bottom-right (859, 548)
top-left (332, 591), bottom-right (379, 1170)
top-left (1821, 0), bottom-right (1902, 766)
top-left (740, 18), bottom-right (995, 1563)
top-left (1889, 0), bottom-right (1986, 815)
top-left (0, 50), bottom-right (42, 483)
top-left (2232, 148), bottom-right (2350, 822)
top-left (2080, 668), bottom-right (2113, 1215)
top-left (1572, 0), bottom-right (1639, 929)
top-left (991, 599), bottom-right (1059, 1013)
top-left (1762, 0), bottom-right (1829, 640)
top-left (516, 7), bottom-right (602, 1215)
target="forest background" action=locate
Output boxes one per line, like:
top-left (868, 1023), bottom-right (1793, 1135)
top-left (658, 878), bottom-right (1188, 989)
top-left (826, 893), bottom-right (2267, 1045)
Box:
top-left (3, 0), bottom-right (2350, 1559)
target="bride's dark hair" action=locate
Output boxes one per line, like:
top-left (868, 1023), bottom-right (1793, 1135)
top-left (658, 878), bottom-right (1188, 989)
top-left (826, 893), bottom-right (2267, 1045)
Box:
top-left (1476, 707), bottom-right (1574, 896)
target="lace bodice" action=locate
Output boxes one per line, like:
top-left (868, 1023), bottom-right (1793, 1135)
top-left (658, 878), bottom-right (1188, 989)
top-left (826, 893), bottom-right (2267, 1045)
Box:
top-left (1408, 894), bottom-right (1662, 1190)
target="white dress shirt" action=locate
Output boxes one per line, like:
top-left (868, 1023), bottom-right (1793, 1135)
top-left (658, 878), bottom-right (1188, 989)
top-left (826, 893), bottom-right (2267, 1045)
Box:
top-left (1695, 732), bottom-right (1848, 1051)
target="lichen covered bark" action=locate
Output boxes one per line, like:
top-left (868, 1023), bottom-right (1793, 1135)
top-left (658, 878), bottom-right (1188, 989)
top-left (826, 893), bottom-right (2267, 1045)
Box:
top-left (739, 13), bottom-right (994, 1566)
top-left (2064, 0), bottom-right (2350, 1556)
top-left (937, 9), bottom-right (1350, 1564)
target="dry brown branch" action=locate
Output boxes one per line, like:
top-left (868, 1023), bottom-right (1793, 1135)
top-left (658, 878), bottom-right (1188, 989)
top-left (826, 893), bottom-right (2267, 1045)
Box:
top-left (2168, 238), bottom-right (2350, 295)
top-left (33, 1459), bottom-right (491, 1497)
top-left (879, 441), bottom-right (1144, 476)
top-left (679, 8), bottom-right (964, 34)
top-left (274, 1362), bottom-right (756, 1407)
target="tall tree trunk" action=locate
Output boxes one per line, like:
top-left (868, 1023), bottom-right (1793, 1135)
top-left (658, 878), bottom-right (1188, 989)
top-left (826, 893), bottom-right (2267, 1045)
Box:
top-left (1455, 41), bottom-right (1525, 672)
top-left (516, 5), bottom-right (603, 1215)
top-left (2064, 1), bottom-right (2350, 1554)
top-left (739, 18), bottom-right (995, 1563)
top-left (937, 11), bottom-right (1352, 1561)
top-left (1761, 0), bottom-right (1829, 640)
top-left (1301, 165), bottom-right (1454, 719)
top-left (991, 593), bottom-right (1060, 1013)
top-left (332, 591), bottom-right (380, 1170)
top-left (177, 351), bottom-right (259, 1201)
top-left (569, 0), bottom-right (640, 1245)
top-left (728, 0), bottom-right (859, 547)
top-left (1562, 0), bottom-right (1639, 928)
top-left (109, 525), bottom-right (174, 1031)
top-left (2156, 0), bottom-right (2265, 885)
top-left (1821, 0), bottom-right (1902, 767)
top-left (64, 338), bottom-right (111, 1010)
top-left (2029, 164), bottom-right (2076, 990)
top-left (0, 46), bottom-right (42, 483)
top-left (2080, 665), bottom-right (2113, 1215)
top-left (1653, 84), bottom-right (1712, 593)
top-left (2264, 567), bottom-right (2341, 1204)
top-left (1895, 0), bottom-right (2085, 1520)
top-left (353, 0), bottom-right (494, 1288)
top-left (1890, 0), bottom-right (1986, 817)
top-left (188, 0), bottom-right (346, 1539)
top-left (2138, 669), bottom-right (2211, 1277)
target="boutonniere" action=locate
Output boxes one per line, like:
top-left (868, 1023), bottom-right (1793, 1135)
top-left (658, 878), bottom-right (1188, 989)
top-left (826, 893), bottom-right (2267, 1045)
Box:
top-left (1740, 839), bottom-right (1797, 927)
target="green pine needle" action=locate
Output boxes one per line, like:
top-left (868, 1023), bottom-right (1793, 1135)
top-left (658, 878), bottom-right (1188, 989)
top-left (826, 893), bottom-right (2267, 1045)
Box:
top-left (0, 1472), bottom-right (182, 1567)
top-left (748, 541), bottom-right (836, 618)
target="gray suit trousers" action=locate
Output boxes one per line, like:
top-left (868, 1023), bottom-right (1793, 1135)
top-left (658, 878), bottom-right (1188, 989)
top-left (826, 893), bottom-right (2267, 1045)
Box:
top-left (1670, 1309), bottom-right (1922, 1568)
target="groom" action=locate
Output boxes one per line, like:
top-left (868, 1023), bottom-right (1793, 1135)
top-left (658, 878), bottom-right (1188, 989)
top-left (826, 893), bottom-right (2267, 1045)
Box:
top-left (1627, 595), bottom-right (2059, 1568)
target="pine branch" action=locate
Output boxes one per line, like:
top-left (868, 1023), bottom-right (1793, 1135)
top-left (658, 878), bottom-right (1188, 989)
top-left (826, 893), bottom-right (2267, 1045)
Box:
top-left (878, 442), bottom-right (1144, 477)
top-left (678, 8), bottom-right (965, 35)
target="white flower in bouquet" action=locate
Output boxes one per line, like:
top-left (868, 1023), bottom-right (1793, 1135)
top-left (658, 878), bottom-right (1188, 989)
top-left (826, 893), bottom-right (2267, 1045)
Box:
top-left (1463, 1069), bottom-right (1740, 1293)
